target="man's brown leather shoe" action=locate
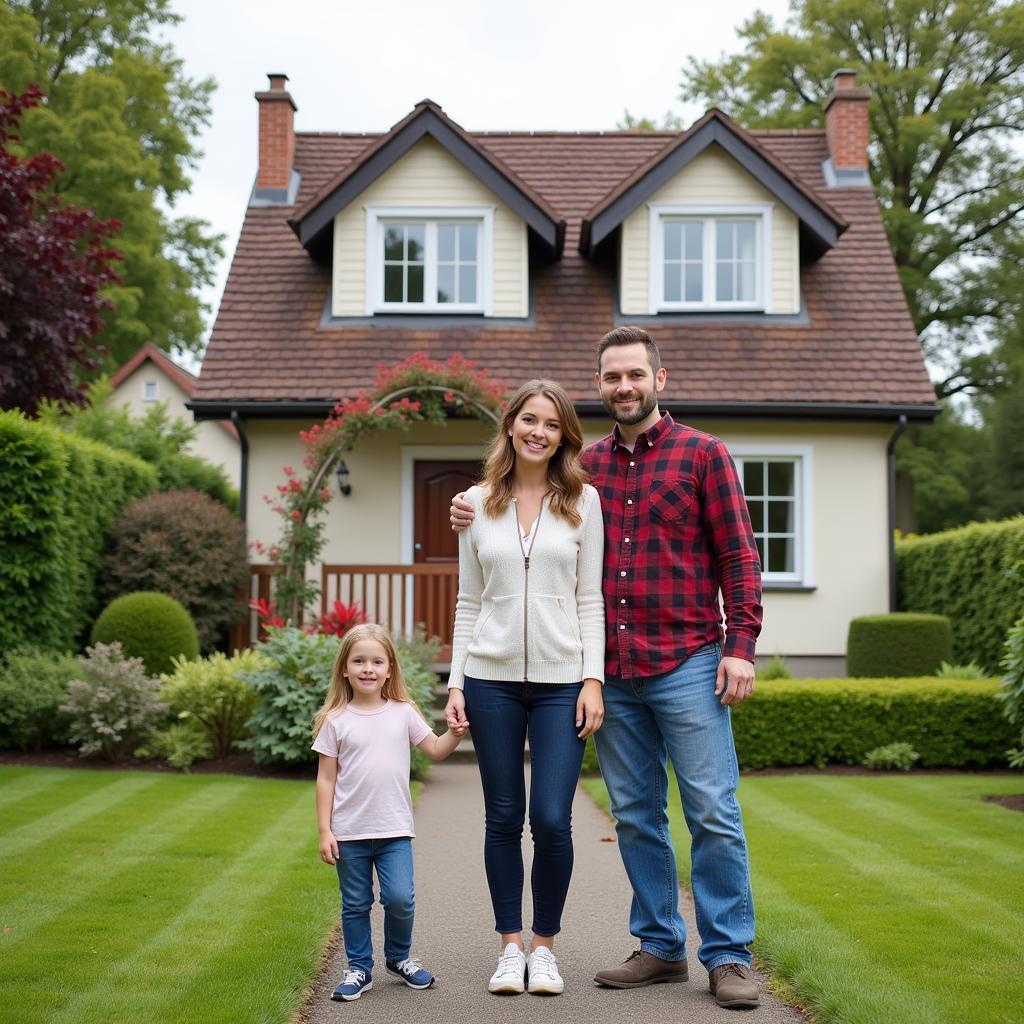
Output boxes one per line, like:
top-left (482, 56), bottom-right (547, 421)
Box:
top-left (593, 950), bottom-right (688, 988)
top-left (708, 962), bottom-right (760, 1008)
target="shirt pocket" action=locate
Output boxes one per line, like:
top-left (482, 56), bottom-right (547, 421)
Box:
top-left (530, 594), bottom-right (583, 660)
top-left (649, 478), bottom-right (695, 524)
top-left (469, 594), bottom-right (520, 659)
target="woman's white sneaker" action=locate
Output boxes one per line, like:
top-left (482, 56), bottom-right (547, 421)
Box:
top-left (527, 946), bottom-right (564, 995)
top-left (488, 943), bottom-right (527, 994)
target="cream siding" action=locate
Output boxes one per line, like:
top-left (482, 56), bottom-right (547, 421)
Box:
top-left (331, 137), bottom-right (528, 317)
top-left (619, 145), bottom-right (801, 314)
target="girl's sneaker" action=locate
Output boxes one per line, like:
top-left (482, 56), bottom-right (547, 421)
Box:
top-left (386, 957), bottom-right (435, 989)
top-left (527, 946), bottom-right (564, 995)
top-left (488, 943), bottom-right (527, 994)
top-left (332, 969), bottom-right (372, 1001)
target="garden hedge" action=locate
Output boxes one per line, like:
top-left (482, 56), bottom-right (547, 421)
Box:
top-left (0, 411), bottom-right (156, 654)
top-left (896, 516), bottom-right (1024, 671)
top-left (846, 613), bottom-right (952, 677)
top-left (731, 677), bottom-right (1014, 770)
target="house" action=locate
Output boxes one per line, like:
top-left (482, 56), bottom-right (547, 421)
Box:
top-left (190, 71), bottom-right (938, 675)
top-left (110, 342), bottom-right (240, 487)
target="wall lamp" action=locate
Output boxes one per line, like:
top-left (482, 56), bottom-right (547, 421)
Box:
top-left (335, 459), bottom-right (352, 496)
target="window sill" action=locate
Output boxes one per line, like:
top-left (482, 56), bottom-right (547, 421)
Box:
top-left (762, 582), bottom-right (816, 592)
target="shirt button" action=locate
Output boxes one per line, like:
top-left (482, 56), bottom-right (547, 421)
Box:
top-left (627, 499), bottom-right (633, 505)
top-left (619, 624), bottom-right (626, 630)
top-left (647, 441), bottom-right (653, 447)
top-left (629, 461), bottom-right (635, 467)
top-left (620, 598), bottom-right (626, 604)
top-left (620, 571), bottom-right (626, 577)
top-left (624, 537), bottom-right (630, 543)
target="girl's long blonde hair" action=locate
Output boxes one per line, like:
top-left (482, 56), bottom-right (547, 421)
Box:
top-left (480, 378), bottom-right (588, 527)
top-left (312, 623), bottom-right (417, 738)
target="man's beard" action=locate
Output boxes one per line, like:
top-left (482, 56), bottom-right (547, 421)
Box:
top-left (602, 389), bottom-right (657, 425)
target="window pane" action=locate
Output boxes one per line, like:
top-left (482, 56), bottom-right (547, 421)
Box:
top-left (685, 263), bottom-right (702, 301)
top-left (684, 222), bottom-right (702, 260)
top-left (407, 224), bottom-right (425, 262)
top-left (438, 225), bottom-right (455, 262)
top-left (768, 537), bottom-right (794, 573)
top-left (384, 264), bottom-right (403, 302)
top-left (664, 263), bottom-right (681, 302)
top-left (768, 461), bottom-right (795, 496)
top-left (754, 536), bottom-right (765, 567)
top-left (716, 220), bottom-right (733, 259)
top-left (407, 264), bottom-right (424, 302)
top-left (736, 221), bottom-right (756, 260)
top-left (743, 461), bottom-right (764, 496)
top-left (738, 260), bottom-right (756, 301)
top-left (437, 264), bottom-right (454, 304)
top-left (768, 499), bottom-right (794, 533)
top-left (664, 222), bottom-right (682, 260)
top-left (459, 223), bottom-right (477, 261)
top-left (747, 501), bottom-right (764, 533)
top-left (384, 226), bottom-right (404, 262)
top-left (716, 262), bottom-right (733, 301)
top-left (459, 264), bottom-right (476, 304)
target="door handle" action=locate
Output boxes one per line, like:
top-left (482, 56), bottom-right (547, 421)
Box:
top-left (414, 542), bottom-right (422, 551)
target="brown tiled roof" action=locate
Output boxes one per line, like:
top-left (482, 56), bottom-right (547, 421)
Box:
top-left (196, 120), bottom-right (936, 412)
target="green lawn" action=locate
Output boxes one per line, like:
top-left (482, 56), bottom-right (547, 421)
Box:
top-left (0, 767), bottom-right (336, 1024)
top-left (583, 773), bottom-right (1024, 1024)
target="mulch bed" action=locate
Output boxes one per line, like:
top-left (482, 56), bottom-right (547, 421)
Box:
top-left (985, 794), bottom-right (1024, 813)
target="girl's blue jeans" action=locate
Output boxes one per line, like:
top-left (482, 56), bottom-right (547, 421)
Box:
top-left (593, 642), bottom-right (755, 971)
top-left (463, 676), bottom-right (586, 937)
top-left (335, 836), bottom-right (414, 973)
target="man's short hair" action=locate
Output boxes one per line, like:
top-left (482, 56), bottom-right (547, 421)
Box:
top-left (597, 326), bottom-right (662, 374)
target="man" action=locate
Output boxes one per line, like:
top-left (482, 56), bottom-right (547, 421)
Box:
top-left (451, 326), bottom-right (762, 1008)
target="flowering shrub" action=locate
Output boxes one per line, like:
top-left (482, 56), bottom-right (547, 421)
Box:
top-left (318, 600), bottom-right (368, 637)
top-left (60, 642), bottom-right (167, 761)
top-left (256, 353), bottom-right (503, 621)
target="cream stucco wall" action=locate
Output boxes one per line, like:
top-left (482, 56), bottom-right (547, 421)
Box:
top-left (619, 145), bottom-right (801, 315)
top-left (245, 417), bottom-right (891, 662)
top-left (110, 364), bottom-right (241, 486)
top-left (331, 137), bottom-right (529, 317)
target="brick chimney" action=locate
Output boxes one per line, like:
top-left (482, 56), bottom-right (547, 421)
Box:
top-left (255, 73), bottom-right (296, 197)
top-left (824, 69), bottom-right (870, 171)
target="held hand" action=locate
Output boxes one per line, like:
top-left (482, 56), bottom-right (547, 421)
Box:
top-left (319, 831), bottom-right (339, 865)
top-left (715, 656), bottom-right (755, 706)
top-left (450, 491), bottom-right (475, 533)
top-left (445, 688), bottom-right (470, 733)
top-left (576, 679), bottom-right (605, 739)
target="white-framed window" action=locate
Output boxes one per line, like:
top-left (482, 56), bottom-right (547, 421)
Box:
top-left (366, 207), bottom-right (493, 314)
top-left (730, 445), bottom-right (812, 585)
top-left (648, 204), bottom-right (772, 313)
top-left (143, 379), bottom-right (159, 402)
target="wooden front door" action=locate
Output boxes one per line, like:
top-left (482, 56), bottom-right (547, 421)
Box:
top-left (413, 460), bottom-right (481, 653)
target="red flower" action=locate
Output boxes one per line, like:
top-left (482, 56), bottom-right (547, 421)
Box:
top-left (291, 509), bottom-right (302, 522)
top-left (317, 600), bottom-right (368, 637)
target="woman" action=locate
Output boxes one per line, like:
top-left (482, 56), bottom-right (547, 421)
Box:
top-left (445, 379), bottom-right (605, 997)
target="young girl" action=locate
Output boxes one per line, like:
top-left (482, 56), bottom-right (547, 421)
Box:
top-left (313, 622), bottom-right (465, 1002)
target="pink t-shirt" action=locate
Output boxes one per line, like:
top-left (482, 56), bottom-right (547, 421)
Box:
top-left (312, 700), bottom-right (433, 841)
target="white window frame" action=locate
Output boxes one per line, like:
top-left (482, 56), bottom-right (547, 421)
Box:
top-left (648, 204), bottom-right (773, 313)
top-left (730, 444), bottom-right (813, 586)
top-left (366, 206), bottom-right (494, 315)
top-left (142, 379), bottom-right (159, 402)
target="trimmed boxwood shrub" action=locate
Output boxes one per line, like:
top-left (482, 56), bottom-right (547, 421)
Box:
top-left (92, 592), bottom-right (199, 676)
top-left (101, 489), bottom-right (249, 652)
top-left (731, 677), bottom-right (1015, 769)
top-left (0, 411), bottom-right (156, 654)
top-left (0, 647), bottom-right (80, 751)
top-left (847, 613), bottom-right (952, 677)
top-left (897, 515), bottom-right (1024, 671)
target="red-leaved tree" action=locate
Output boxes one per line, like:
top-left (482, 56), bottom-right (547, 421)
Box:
top-left (0, 86), bottom-right (121, 415)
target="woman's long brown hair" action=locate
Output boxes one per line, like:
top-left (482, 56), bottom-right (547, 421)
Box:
top-left (479, 379), bottom-right (588, 527)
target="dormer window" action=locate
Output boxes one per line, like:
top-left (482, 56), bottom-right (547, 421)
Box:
top-left (649, 204), bottom-right (773, 313)
top-left (367, 207), bottom-right (493, 314)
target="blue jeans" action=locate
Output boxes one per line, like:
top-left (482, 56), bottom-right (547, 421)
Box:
top-left (335, 837), bottom-right (414, 973)
top-left (463, 677), bottom-right (586, 936)
top-left (593, 643), bottom-right (754, 971)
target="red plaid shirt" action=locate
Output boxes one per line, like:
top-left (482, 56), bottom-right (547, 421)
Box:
top-left (581, 412), bottom-right (763, 679)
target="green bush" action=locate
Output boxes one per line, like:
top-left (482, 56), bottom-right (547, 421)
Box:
top-left (0, 647), bottom-right (80, 751)
top-left (102, 490), bottom-right (249, 652)
top-left (760, 655), bottom-right (794, 680)
top-left (997, 617), bottom-right (1024, 768)
top-left (92, 592), bottom-right (199, 676)
top-left (161, 649), bottom-right (268, 758)
top-left (897, 515), bottom-right (1024, 671)
top-left (847, 613), bottom-right (952, 677)
top-left (0, 410), bottom-right (156, 654)
top-left (135, 722), bottom-right (213, 771)
top-left (731, 677), bottom-right (1015, 770)
top-left (935, 661), bottom-right (990, 680)
top-left (862, 742), bottom-right (920, 771)
top-left (395, 631), bottom-right (441, 781)
top-left (60, 643), bottom-right (167, 761)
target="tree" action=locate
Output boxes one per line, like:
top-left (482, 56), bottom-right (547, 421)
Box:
top-left (0, 86), bottom-right (120, 414)
top-left (676, 0), bottom-right (1024, 399)
top-left (0, 1), bottom-right (223, 369)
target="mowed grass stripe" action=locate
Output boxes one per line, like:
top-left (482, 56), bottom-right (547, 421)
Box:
top-left (0, 769), bottom-right (76, 811)
top-left (48, 786), bottom-right (315, 1024)
top-left (0, 778), bottom-right (251, 947)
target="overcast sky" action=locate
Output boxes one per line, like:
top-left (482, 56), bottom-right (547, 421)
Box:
top-left (161, 0), bottom-right (793, 362)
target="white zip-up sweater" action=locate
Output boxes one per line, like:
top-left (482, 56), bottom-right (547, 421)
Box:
top-left (448, 484), bottom-right (605, 688)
